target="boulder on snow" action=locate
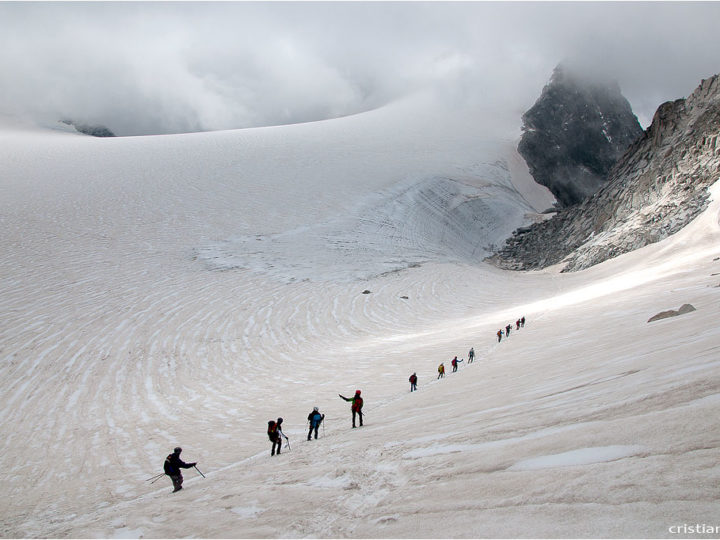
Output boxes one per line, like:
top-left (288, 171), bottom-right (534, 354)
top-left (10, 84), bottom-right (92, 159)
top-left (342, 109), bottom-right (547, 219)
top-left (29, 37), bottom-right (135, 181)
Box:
top-left (677, 303), bottom-right (697, 315)
top-left (647, 303), bottom-right (696, 323)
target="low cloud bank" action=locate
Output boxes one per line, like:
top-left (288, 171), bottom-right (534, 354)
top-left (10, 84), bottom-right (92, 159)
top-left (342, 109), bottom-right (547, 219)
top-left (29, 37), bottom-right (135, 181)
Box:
top-left (1, 2), bottom-right (718, 135)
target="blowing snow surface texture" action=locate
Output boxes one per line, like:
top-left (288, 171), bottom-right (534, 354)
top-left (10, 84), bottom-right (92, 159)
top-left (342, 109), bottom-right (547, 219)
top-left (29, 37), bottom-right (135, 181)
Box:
top-left (0, 96), bottom-right (719, 538)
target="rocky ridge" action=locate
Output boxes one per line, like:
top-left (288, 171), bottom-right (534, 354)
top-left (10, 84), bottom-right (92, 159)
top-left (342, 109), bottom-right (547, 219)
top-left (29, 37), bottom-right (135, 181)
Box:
top-left (60, 119), bottom-right (115, 137)
top-left (518, 64), bottom-right (644, 207)
top-left (496, 74), bottom-right (720, 272)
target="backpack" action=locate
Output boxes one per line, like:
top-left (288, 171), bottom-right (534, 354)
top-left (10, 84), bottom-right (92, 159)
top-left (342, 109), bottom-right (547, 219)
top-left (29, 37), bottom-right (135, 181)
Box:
top-left (268, 420), bottom-right (278, 440)
top-left (352, 396), bottom-right (363, 412)
top-left (163, 454), bottom-right (174, 475)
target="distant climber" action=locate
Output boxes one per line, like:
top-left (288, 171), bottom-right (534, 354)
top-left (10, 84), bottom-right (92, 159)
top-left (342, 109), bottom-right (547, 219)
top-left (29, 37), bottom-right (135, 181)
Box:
top-left (516, 319), bottom-right (521, 330)
top-left (339, 390), bottom-right (363, 428)
top-left (497, 329), bottom-right (503, 342)
top-left (437, 363), bottom-right (445, 379)
top-left (163, 447), bottom-right (197, 493)
top-left (409, 372), bottom-right (418, 392)
top-left (307, 407), bottom-right (325, 440)
top-left (268, 417), bottom-right (285, 456)
top-left (451, 356), bottom-right (464, 372)
top-left (505, 324), bottom-right (512, 337)
top-left (521, 316), bottom-right (526, 327)
top-left (468, 347), bottom-right (475, 363)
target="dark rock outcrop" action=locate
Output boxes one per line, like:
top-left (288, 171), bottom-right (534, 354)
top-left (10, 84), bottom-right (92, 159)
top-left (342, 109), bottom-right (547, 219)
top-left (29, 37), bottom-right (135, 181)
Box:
top-left (61, 119), bottom-right (115, 137)
top-left (518, 64), bottom-right (644, 207)
top-left (496, 74), bottom-right (720, 272)
top-left (648, 304), bottom-right (696, 323)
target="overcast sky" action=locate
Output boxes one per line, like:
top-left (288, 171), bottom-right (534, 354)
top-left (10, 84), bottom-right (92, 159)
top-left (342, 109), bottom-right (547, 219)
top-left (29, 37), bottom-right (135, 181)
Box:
top-left (1, 2), bottom-right (719, 135)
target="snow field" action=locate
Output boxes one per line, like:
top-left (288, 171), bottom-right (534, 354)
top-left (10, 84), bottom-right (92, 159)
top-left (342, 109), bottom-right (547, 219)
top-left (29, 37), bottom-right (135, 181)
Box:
top-left (1, 96), bottom-right (719, 537)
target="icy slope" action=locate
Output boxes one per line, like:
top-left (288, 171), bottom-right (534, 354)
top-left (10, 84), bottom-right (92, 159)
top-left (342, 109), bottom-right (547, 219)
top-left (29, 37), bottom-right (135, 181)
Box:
top-left (146, 187), bottom-right (720, 538)
top-left (1, 94), bottom-right (718, 538)
top-left (196, 172), bottom-right (533, 282)
top-left (0, 94), bottom-right (552, 535)
top-left (8, 185), bottom-right (719, 539)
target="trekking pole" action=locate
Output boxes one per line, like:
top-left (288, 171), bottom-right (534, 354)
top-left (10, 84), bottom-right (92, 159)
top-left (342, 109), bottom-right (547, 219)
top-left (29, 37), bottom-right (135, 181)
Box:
top-left (146, 473), bottom-right (164, 482)
top-left (194, 465), bottom-right (206, 478)
top-left (149, 474), bottom-right (165, 485)
top-left (279, 429), bottom-right (291, 450)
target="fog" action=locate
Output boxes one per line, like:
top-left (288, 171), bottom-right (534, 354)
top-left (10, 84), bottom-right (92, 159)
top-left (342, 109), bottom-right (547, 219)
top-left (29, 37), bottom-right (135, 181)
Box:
top-left (1, 2), bottom-right (718, 135)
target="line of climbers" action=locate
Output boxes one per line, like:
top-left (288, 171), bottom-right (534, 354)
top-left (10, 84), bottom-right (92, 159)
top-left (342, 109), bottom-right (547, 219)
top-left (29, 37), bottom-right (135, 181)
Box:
top-left (437, 316), bottom-right (526, 385)
top-left (496, 316), bottom-right (525, 342)
top-left (265, 391), bottom-right (361, 457)
top-left (159, 317), bottom-right (527, 492)
top-left (158, 398), bottom-right (356, 492)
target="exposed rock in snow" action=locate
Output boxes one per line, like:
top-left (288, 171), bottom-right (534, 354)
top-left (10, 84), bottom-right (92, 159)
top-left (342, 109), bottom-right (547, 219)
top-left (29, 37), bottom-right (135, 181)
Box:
top-left (497, 73), bottom-right (720, 272)
top-left (517, 64), bottom-right (643, 207)
top-left (61, 119), bottom-right (116, 137)
top-left (648, 303), bottom-right (697, 322)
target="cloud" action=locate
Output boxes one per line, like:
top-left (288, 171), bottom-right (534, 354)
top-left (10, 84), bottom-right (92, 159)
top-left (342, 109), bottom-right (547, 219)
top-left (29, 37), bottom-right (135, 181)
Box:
top-left (1, 2), bottom-right (718, 135)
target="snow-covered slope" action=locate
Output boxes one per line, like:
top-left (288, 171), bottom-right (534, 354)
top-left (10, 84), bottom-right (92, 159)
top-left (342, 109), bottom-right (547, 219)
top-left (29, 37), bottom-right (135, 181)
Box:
top-left (1, 93), bottom-right (718, 538)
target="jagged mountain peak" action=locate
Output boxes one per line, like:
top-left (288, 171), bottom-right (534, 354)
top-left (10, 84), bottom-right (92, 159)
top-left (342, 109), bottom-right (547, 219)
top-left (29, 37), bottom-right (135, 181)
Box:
top-left (547, 62), bottom-right (622, 92)
top-left (496, 73), bottom-right (720, 272)
top-left (646, 74), bottom-right (719, 147)
top-left (518, 64), bottom-right (644, 207)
